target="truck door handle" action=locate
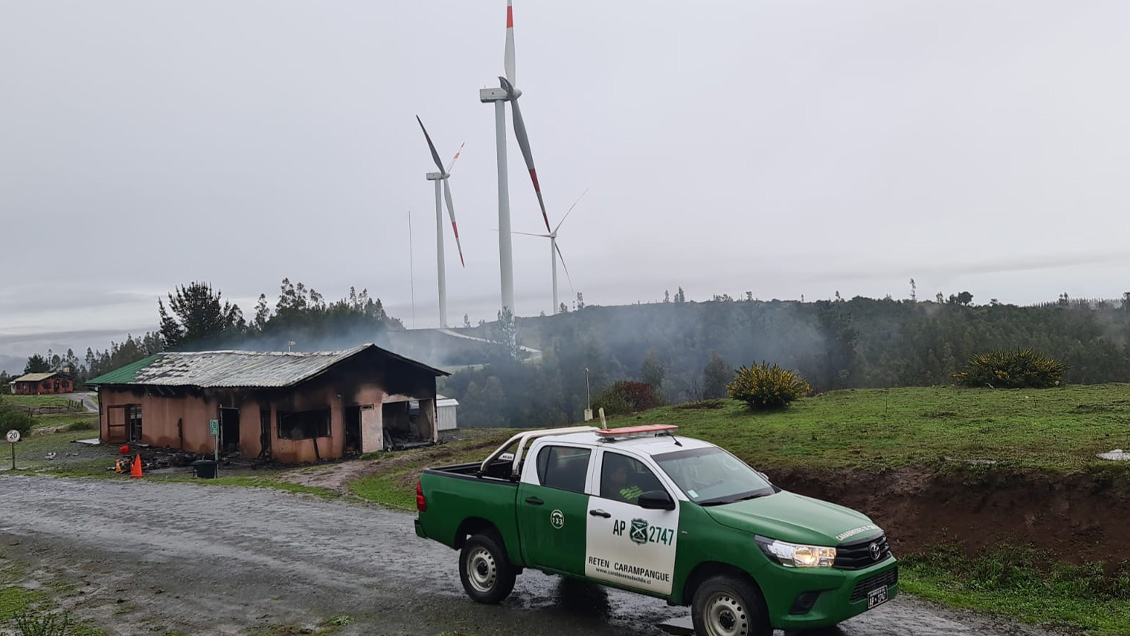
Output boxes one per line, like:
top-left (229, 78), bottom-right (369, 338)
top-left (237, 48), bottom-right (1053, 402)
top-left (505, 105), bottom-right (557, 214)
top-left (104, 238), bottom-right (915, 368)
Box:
top-left (589, 509), bottom-right (611, 518)
top-left (525, 497), bottom-right (544, 506)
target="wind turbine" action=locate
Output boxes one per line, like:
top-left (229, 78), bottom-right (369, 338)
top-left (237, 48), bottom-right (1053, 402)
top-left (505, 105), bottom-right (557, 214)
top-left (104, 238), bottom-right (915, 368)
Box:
top-left (512, 189), bottom-right (588, 313)
top-left (415, 116), bottom-right (465, 329)
top-left (480, 0), bottom-right (554, 314)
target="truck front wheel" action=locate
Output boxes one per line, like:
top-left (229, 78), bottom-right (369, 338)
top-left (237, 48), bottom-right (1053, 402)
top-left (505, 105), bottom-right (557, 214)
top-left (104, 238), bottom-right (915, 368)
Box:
top-left (459, 532), bottom-right (517, 604)
top-left (691, 575), bottom-right (771, 636)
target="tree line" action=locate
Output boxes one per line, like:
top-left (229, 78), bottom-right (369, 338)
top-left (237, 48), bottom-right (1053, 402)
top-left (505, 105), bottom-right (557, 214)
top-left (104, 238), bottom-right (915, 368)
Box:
top-left (443, 292), bottom-right (1130, 428)
top-left (12, 283), bottom-right (1130, 433)
top-left (11, 279), bottom-right (400, 383)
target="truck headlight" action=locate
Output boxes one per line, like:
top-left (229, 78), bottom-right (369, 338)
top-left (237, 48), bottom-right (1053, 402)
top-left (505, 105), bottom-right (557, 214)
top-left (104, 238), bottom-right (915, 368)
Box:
top-left (756, 536), bottom-right (836, 568)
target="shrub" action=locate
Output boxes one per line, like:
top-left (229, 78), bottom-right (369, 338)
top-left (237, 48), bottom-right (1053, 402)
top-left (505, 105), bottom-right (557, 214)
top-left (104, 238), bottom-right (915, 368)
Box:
top-left (727, 362), bottom-right (811, 410)
top-left (65, 421), bottom-right (95, 432)
top-left (593, 381), bottom-right (665, 416)
top-left (0, 399), bottom-right (35, 439)
top-left (953, 349), bottom-right (1065, 389)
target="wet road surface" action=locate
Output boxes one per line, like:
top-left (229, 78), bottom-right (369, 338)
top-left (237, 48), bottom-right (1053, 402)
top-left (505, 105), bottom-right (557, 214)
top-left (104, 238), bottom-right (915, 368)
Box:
top-left (0, 476), bottom-right (1064, 636)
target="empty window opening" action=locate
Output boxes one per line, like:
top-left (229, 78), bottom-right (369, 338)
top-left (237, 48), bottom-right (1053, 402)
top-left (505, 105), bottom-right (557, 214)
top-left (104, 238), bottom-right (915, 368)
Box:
top-left (381, 399), bottom-right (434, 450)
top-left (277, 409), bottom-right (331, 440)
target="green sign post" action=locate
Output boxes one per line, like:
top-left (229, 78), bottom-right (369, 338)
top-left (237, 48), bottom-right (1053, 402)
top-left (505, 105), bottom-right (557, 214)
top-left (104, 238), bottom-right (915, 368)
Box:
top-left (209, 419), bottom-right (220, 468)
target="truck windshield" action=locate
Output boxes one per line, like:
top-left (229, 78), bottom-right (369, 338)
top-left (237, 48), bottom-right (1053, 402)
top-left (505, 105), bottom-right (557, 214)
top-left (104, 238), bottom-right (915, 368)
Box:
top-left (653, 446), bottom-right (776, 506)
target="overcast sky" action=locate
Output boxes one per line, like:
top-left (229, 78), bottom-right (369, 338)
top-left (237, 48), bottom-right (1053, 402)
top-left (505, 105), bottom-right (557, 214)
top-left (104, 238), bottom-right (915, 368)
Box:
top-left (3, 0), bottom-right (1129, 370)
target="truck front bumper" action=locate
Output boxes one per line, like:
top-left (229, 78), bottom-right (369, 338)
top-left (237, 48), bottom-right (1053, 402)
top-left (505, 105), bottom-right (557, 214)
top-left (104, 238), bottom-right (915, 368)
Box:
top-left (765, 557), bottom-right (899, 630)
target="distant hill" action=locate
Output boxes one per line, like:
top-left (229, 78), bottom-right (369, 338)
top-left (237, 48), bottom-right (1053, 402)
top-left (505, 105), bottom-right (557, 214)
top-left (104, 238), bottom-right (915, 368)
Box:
top-left (438, 296), bottom-right (1130, 428)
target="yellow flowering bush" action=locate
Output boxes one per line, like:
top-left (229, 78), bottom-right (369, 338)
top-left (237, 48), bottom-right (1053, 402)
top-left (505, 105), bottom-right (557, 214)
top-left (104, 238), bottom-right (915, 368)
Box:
top-left (953, 349), bottom-right (1065, 389)
top-left (727, 362), bottom-right (811, 410)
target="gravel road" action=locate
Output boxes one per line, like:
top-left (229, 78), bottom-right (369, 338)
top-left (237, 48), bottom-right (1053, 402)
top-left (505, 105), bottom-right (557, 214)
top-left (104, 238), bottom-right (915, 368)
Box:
top-left (0, 476), bottom-right (1064, 636)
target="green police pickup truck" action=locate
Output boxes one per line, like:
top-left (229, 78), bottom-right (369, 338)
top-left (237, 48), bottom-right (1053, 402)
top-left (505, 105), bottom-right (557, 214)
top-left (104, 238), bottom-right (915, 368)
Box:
top-left (414, 424), bottom-right (897, 636)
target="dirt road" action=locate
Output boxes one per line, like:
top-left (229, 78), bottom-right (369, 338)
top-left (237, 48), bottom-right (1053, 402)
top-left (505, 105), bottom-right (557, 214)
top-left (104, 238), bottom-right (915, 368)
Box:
top-left (0, 476), bottom-right (1061, 636)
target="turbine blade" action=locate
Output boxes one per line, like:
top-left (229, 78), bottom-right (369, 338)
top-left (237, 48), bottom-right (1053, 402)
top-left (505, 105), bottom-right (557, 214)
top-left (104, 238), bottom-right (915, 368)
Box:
top-left (504, 0), bottom-right (516, 84)
top-left (415, 116), bottom-right (445, 173)
top-left (442, 180), bottom-right (465, 267)
top-left (511, 231), bottom-right (550, 237)
top-left (554, 240), bottom-right (575, 295)
top-left (507, 96), bottom-right (552, 233)
top-left (555, 188), bottom-right (589, 232)
top-left (444, 141), bottom-right (465, 175)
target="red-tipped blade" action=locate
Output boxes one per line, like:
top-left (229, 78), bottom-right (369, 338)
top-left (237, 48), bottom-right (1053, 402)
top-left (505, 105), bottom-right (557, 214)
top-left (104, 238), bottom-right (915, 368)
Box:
top-left (505, 93), bottom-right (552, 233)
top-left (442, 179), bottom-right (465, 267)
top-left (505, 0), bottom-right (516, 84)
top-left (445, 141), bottom-right (465, 175)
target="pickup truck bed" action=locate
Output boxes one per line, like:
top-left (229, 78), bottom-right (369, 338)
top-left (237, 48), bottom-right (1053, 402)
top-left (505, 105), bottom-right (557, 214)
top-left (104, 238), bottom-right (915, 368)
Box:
top-left (417, 460), bottom-right (526, 566)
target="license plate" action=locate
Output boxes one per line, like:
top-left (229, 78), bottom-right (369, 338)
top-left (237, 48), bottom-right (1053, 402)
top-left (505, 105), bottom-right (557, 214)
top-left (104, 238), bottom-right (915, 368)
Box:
top-left (867, 586), bottom-right (888, 609)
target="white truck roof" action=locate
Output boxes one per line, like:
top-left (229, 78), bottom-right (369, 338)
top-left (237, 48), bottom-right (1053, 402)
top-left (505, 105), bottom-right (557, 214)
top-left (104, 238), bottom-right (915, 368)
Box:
top-left (548, 430), bottom-right (714, 456)
top-left (480, 425), bottom-right (713, 477)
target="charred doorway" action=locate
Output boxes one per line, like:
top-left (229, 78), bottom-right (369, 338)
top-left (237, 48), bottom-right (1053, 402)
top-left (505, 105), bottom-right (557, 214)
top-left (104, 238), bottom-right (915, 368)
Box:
top-left (345, 406), bottom-right (362, 455)
top-left (258, 408), bottom-right (272, 459)
top-left (220, 407), bottom-right (240, 453)
top-left (381, 399), bottom-right (435, 450)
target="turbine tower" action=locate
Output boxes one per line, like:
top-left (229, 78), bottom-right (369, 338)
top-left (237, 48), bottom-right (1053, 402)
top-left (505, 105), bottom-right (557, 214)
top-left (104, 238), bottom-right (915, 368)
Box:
top-left (512, 189), bottom-right (587, 313)
top-left (416, 116), bottom-right (465, 329)
top-left (480, 0), bottom-right (554, 314)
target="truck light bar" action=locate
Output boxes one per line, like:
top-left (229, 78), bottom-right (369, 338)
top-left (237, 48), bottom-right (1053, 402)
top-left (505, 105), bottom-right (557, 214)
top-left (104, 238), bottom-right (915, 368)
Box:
top-left (595, 424), bottom-right (679, 441)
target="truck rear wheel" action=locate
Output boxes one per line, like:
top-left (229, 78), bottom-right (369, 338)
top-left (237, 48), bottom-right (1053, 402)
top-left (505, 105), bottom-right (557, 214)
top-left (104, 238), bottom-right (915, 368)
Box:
top-left (691, 575), bottom-right (770, 636)
top-left (459, 532), bottom-right (516, 604)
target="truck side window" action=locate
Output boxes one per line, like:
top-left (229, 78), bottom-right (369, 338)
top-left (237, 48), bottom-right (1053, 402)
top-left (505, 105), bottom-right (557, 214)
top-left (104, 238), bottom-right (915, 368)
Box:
top-left (535, 446), bottom-right (592, 494)
top-left (600, 453), bottom-right (666, 505)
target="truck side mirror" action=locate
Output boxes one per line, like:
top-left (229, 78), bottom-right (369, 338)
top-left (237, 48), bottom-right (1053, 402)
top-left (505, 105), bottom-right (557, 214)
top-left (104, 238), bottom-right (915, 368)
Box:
top-left (638, 490), bottom-right (676, 511)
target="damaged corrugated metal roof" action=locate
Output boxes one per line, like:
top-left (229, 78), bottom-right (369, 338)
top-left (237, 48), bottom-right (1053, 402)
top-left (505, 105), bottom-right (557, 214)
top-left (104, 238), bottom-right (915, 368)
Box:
top-left (87, 344), bottom-right (447, 388)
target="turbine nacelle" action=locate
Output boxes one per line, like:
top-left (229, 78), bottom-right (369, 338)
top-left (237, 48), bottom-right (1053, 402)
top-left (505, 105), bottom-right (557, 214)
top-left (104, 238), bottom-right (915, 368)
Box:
top-left (498, 76), bottom-right (523, 100)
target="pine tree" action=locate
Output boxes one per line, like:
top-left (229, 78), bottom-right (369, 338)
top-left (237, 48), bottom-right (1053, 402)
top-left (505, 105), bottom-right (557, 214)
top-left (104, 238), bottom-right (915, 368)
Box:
top-left (159, 282), bottom-right (243, 348)
top-left (703, 352), bottom-right (731, 399)
top-left (640, 350), bottom-right (666, 390)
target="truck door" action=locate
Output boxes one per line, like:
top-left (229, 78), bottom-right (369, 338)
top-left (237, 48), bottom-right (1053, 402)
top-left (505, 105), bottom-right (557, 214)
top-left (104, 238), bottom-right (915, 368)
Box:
top-left (585, 450), bottom-right (681, 596)
top-left (516, 444), bottom-right (592, 575)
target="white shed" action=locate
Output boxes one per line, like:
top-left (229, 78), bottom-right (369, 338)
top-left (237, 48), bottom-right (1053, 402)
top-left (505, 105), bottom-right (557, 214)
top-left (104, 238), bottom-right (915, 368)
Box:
top-left (436, 394), bottom-right (459, 431)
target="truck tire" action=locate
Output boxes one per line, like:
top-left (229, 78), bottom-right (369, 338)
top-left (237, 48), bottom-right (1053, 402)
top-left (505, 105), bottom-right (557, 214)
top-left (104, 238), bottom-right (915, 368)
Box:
top-left (691, 575), bottom-right (771, 636)
top-left (459, 532), bottom-right (516, 604)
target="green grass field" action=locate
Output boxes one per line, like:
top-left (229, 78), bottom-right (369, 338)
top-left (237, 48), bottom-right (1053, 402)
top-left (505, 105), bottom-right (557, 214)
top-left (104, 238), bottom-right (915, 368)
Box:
top-left (901, 545), bottom-right (1130, 636)
top-left (30, 413), bottom-right (97, 431)
top-left (2, 395), bottom-right (75, 409)
top-left (351, 383), bottom-right (1130, 509)
top-left (627, 384), bottom-right (1130, 472)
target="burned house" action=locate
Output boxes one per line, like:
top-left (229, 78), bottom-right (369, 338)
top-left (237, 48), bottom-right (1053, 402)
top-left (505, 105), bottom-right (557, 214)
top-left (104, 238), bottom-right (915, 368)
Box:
top-left (86, 344), bottom-right (448, 463)
top-left (10, 372), bottom-right (75, 395)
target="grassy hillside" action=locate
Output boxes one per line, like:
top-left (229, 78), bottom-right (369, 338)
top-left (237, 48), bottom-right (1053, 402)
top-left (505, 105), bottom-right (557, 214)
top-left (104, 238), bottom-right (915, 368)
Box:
top-left (626, 384), bottom-right (1130, 472)
top-left (351, 383), bottom-right (1130, 510)
top-left (2, 395), bottom-right (74, 409)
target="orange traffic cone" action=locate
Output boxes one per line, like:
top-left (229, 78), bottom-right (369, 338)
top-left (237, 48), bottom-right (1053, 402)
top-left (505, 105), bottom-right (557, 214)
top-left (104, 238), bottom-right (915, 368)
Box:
top-left (130, 454), bottom-right (143, 479)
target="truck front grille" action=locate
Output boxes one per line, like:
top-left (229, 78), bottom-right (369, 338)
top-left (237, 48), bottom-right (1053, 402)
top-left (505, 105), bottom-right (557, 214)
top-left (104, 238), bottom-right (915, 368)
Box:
top-left (849, 567), bottom-right (899, 603)
top-left (834, 533), bottom-right (892, 570)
